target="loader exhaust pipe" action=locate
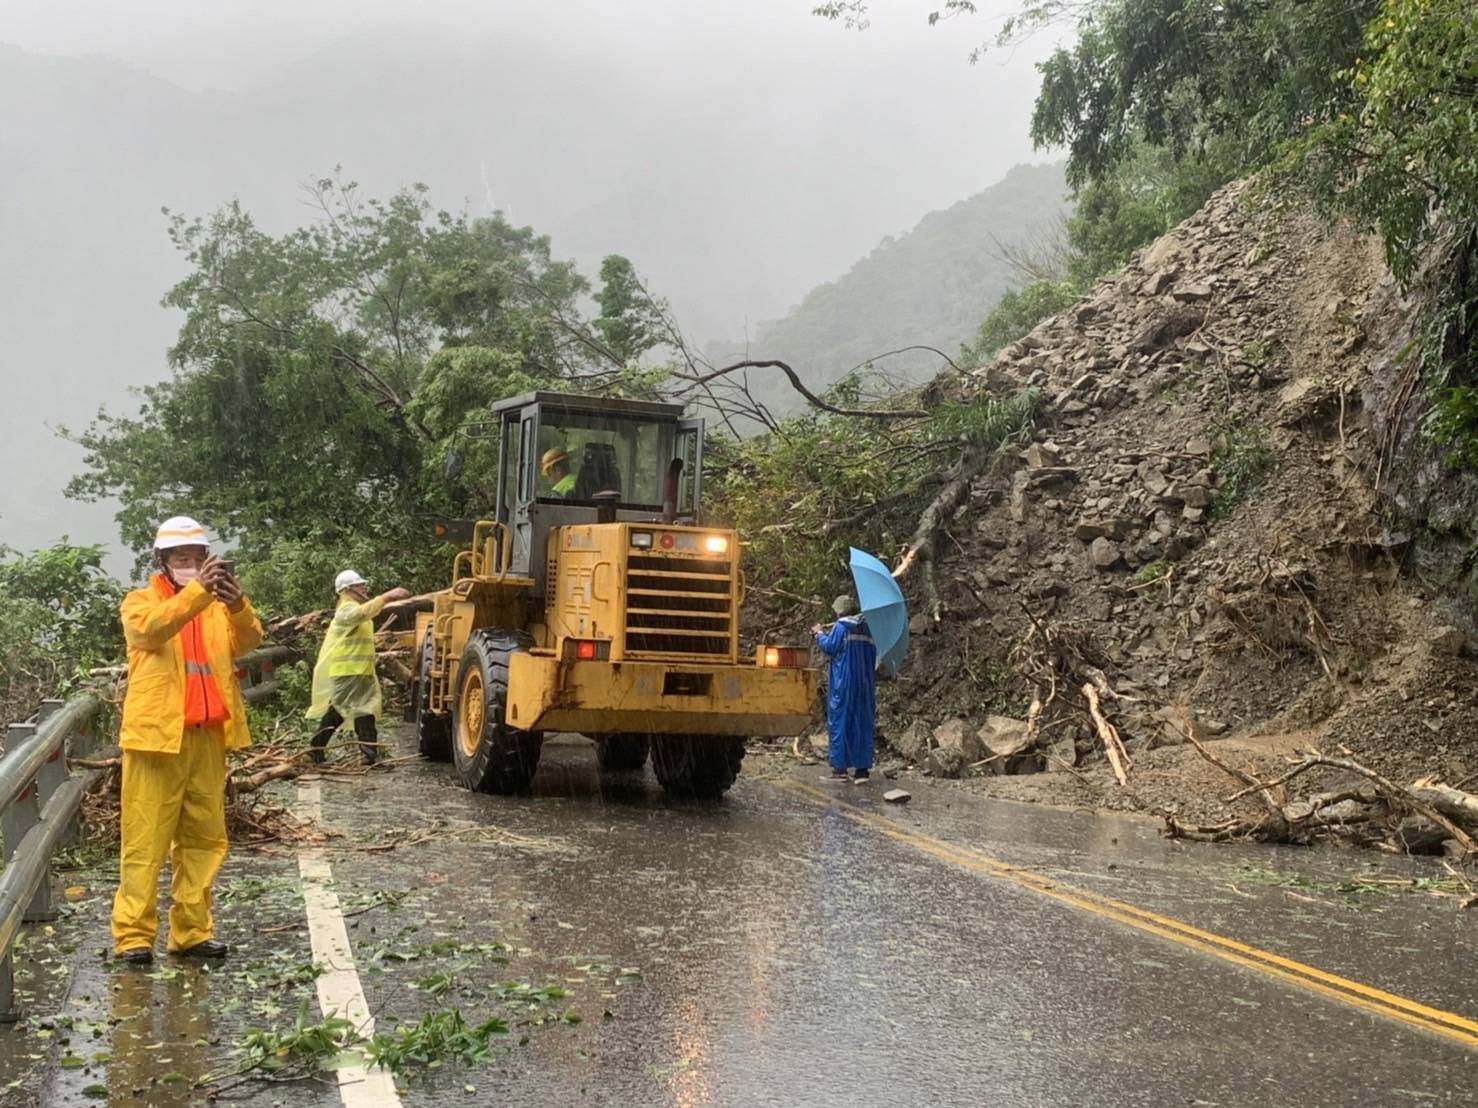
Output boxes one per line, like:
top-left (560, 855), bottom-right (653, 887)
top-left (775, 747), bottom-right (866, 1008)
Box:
top-left (660, 457), bottom-right (684, 523)
top-left (594, 491), bottom-right (620, 524)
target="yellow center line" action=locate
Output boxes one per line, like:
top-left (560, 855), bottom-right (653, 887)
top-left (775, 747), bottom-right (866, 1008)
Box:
top-left (776, 779), bottom-right (1478, 1050)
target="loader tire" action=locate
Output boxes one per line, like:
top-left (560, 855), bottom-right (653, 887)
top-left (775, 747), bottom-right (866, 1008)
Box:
top-left (416, 631), bottom-right (452, 762)
top-left (595, 734), bottom-right (650, 772)
top-left (452, 629), bottom-right (543, 794)
top-left (651, 735), bottom-right (745, 799)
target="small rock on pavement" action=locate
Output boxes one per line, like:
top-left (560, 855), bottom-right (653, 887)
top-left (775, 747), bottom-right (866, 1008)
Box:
top-left (908, 613), bottom-right (931, 636)
top-left (1428, 625), bottom-right (1467, 656)
top-left (883, 788), bottom-right (911, 804)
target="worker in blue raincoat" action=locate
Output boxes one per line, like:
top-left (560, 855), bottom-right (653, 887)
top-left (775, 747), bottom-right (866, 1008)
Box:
top-left (812, 594), bottom-right (877, 785)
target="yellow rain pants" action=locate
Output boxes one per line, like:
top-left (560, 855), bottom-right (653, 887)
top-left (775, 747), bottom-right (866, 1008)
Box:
top-left (111, 726), bottom-right (228, 954)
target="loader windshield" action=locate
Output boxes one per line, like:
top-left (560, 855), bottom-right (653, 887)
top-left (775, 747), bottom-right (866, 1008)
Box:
top-left (536, 409), bottom-right (673, 509)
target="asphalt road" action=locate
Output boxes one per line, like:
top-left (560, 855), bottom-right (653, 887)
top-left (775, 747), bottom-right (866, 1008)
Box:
top-left (7, 730), bottom-right (1476, 1107)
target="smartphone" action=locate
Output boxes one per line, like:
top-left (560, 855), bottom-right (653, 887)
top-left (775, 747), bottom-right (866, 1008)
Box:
top-left (219, 559), bottom-right (236, 579)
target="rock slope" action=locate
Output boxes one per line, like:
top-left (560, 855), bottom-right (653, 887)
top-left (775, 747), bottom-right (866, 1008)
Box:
top-left (876, 180), bottom-right (1478, 828)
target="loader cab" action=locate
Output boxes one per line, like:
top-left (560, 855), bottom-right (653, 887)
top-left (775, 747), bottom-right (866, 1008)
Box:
top-left (491, 392), bottom-right (704, 595)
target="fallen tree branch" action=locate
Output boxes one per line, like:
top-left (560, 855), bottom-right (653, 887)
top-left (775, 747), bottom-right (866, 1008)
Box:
top-left (673, 358), bottom-right (929, 420)
top-left (1296, 756), bottom-right (1476, 854)
top-left (1082, 683), bottom-right (1129, 787)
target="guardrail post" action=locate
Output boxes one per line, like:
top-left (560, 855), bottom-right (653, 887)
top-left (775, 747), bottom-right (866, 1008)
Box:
top-left (3, 723), bottom-right (57, 925)
top-left (0, 721), bottom-right (30, 1026)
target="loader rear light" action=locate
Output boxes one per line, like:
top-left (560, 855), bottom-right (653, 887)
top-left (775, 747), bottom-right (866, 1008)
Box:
top-left (630, 531), bottom-right (653, 549)
top-left (758, 645), bottom-right (804, 668)
top-left (659, 533), bottom-right (675, 550)
top-left (566, 638), bottom-right (611, 662)
top-left (703, 535), bottom-right (729, 554)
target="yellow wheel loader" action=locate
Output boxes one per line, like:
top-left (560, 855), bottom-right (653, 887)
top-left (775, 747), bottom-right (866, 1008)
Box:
top-left (409, 391), bottom-right (817, 798)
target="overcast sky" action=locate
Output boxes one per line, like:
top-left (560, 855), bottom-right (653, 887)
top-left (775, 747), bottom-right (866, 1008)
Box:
top-left (0, 0), bottom-right (1064, 568)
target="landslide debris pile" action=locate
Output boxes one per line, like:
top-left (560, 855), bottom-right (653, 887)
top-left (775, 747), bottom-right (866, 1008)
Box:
top-left (875, 180), bottom-right (1478, 851)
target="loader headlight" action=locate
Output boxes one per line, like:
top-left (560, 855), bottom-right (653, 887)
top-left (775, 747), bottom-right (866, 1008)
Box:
top-left (630, 531), bottom-right (653, 549)
top-left (704, 535), bottom-right (729, 554)
top-left (758, 645), bottom-right (803, 668)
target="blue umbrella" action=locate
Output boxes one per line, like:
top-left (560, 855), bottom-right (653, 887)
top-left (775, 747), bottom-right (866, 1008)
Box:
top-left (848, 546), bottom-right (908, 677)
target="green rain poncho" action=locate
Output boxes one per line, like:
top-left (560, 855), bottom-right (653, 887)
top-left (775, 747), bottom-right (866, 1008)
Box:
top-left (307, 593), bottom-right (387, 721)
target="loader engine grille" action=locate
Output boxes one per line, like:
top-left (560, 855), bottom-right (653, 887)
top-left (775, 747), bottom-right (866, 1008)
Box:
top-left (624, 553), bottom-right (734, 659)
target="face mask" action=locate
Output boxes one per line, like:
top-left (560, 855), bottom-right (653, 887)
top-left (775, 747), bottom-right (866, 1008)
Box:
top-left (171, 566), bottom-right (200, 585)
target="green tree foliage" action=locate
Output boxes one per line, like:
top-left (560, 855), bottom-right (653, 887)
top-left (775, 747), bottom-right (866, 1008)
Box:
top-left (0, 543), bottom-right (124, 723)
top-left (1030, 0), bottom-right (1376, 188)
top-left (1064, 137), bottom-right (1240, 283)
top-left (707, 381), bottom-right (1039, 598)
top-left (65, 176), bottom-right (657, 614)
top-left (593, 254), bottom-right (669, 366)
top-left (1283, 0), bottom-right (1478, 459)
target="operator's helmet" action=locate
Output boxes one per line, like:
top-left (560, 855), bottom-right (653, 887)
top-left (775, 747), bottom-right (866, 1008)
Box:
top-left (541, 447), bottom-right (570, 476)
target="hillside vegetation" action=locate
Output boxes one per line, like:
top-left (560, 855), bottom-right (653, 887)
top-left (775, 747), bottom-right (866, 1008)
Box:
top-left (708, 162), bottom-right (1070, 410)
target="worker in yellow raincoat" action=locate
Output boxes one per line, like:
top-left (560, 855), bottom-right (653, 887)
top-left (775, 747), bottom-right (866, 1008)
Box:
top-left (112, 516), bottom-right (263, 966)
top-left (306, 570), bottom-right (409, 766)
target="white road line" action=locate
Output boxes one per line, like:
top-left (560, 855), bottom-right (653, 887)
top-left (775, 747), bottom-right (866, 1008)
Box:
top-left (296, 779), bottom-right (404, 1108)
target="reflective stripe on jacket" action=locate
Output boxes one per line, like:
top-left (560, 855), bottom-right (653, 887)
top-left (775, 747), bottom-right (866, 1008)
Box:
top-left (118, 575), bottom-right (264, 753)
top-left (307, 594), bottom-right (387, 720)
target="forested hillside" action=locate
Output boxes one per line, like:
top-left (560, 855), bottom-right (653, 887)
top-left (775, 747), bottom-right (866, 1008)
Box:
top-left (710, 162), bottom-right (1069, 409)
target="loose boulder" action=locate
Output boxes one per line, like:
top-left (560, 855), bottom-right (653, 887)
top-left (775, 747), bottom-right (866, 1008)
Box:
top-left (933, 718), bottom-right (985, 762)
top-left (892, 720), bottom-right (933, 763)
top-left (977, 715), bottom-right (1041, 774)
top-left (926, 746), bottom-right (967, 779)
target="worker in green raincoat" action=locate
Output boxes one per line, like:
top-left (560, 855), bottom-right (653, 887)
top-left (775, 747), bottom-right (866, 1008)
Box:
top-left (307, 570), bottom-right (410, 765)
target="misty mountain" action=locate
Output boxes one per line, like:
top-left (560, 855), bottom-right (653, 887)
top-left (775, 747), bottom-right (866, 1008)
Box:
top-left (0, 19), bottom-right (1051, 563)
top-left (710, 162), bottom-right (1071, 411)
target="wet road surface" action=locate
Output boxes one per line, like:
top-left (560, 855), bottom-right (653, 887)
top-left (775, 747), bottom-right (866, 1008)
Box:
top-left (6, 729), bottom-right (1476, 1106)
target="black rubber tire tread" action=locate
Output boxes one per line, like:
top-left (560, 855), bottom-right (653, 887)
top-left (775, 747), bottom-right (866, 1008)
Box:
top-left (595, 734), bottom-right (650, 772)
top-left (451, 629), bottom-right (543, 794)
top-left (650, 735), bottom-right (745, 799)
top-left (416, 631), bottom-right (452, 762)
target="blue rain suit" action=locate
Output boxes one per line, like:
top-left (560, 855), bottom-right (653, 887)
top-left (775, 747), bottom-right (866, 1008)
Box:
top-left (815, 615), bottom-right (877, 773)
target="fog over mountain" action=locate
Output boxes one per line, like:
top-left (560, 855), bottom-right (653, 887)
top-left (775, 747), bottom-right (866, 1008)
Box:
top-left (0, 1), bottom-right (1063, 566)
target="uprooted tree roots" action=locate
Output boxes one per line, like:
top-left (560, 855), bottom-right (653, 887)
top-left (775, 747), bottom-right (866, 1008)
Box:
top-left (1160, 715), bottom-right (1478, 860)
top-left (1009, 607), bottom-right (1136, 781)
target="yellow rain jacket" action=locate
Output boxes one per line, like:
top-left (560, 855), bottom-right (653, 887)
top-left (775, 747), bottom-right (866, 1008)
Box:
top-left (113, 575), bottom-right (262, 954)
top-left (118, 577), bottom-right (264, 753)
top-left (307, 593), bottom-right (387, 720)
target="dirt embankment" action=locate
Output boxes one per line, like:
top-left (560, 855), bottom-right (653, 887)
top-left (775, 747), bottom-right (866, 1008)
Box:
top-left (852, 181), bottom-right (1478, 835)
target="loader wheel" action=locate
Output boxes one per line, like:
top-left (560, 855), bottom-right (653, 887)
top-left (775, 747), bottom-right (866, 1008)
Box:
top-left (595, 734), bottom-right (650, 772)
top-left (452, 629), bottom-right (543, 794)
top-left (651, 735), bottom-right (745, 799)
top-left (416, 631), bottom-right (452, 762)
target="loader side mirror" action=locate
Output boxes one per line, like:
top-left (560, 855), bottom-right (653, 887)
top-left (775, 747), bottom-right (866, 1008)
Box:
top-left (444, 447), bottom-right (465, 483)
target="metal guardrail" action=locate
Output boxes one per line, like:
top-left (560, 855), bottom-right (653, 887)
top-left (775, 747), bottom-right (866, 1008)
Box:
top-left (0, 645), bottom-right (298, 1021)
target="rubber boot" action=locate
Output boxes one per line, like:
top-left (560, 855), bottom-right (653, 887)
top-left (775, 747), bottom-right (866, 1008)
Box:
top-left (308, 731), bottom-right (330, 765)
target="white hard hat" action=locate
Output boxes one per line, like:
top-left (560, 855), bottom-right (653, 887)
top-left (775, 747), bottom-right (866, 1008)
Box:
top-left (334, 569), bottom-right (369, 593)
top-left (153, 516), bottom-right (210, 551)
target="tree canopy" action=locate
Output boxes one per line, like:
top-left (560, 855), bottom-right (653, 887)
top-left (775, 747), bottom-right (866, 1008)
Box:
top-left (66, 175), bottom-right (661, 613)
